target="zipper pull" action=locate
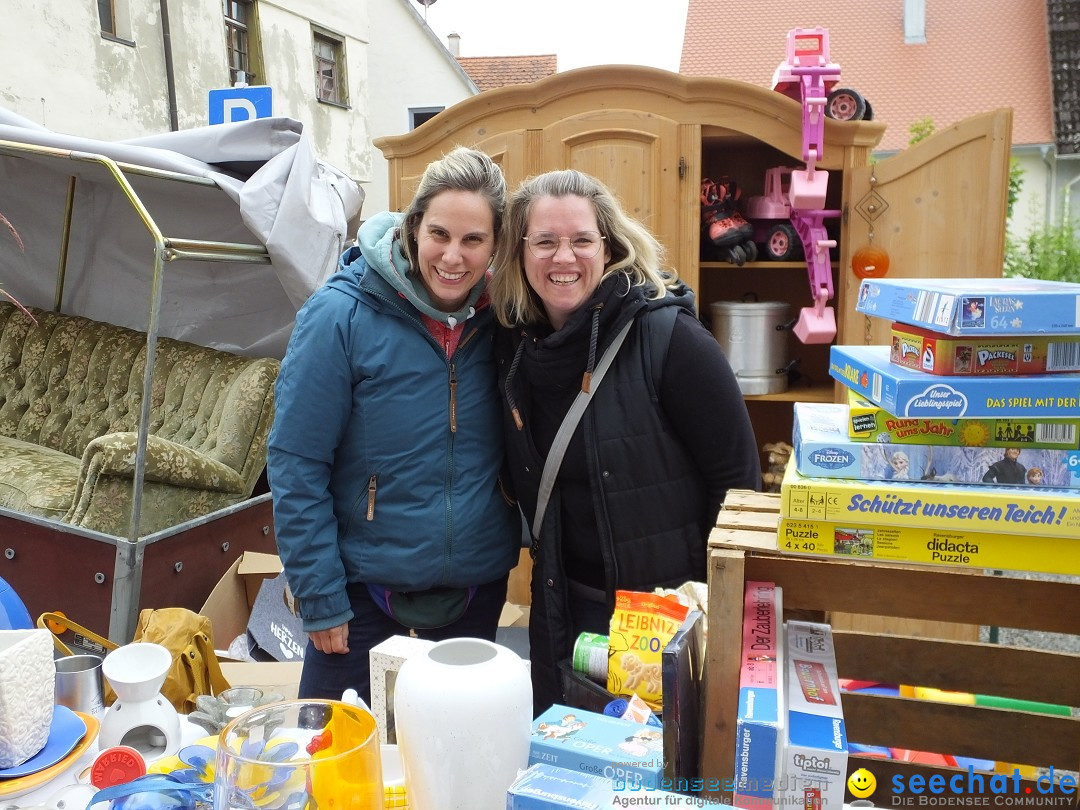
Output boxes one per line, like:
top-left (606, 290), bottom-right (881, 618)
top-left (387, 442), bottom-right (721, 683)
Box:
top-left (449, 363), bottom-right (458, 433)
top-left (366, 474), bottom-right (377, 521)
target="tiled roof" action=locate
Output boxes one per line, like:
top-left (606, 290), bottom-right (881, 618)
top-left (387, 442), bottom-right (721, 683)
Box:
top-left (456, 55), bottom-right (558, 92)
top-left (680, 0), bottom-right (1054, 151)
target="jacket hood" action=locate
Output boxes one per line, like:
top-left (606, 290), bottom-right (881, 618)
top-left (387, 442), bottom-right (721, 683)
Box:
top-left (354, 211), bottom-right (486, 327)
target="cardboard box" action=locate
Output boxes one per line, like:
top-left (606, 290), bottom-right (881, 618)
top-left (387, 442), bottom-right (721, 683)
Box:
top-left (845, 389), bottom-right (1080, 449)
top-left (507, 763), bottom-right (724, 809)
top-left (733, 582), bottom-right (784, 809)
top-left (830, 344), bottom-right (1080, 419)
top-left (890, 322), bottom-right (1080, 376)
top-left (776, 517), bottom-right (1080, 577)
top-left (780, 458), bottom-right (1080, 538)
top-left (219, 661), bottom-right (304, 701)
top-left (855, 276), bottom-right (1080, 336)
top-left (200, 551), bottom-right (284, 654)
top-left (794, 401), bottom-right (1080, 489)
top-left (200, 552), bottom-right (304, 699)
top-left (779, 621), bottom-right (847, 810)
top-left (530, 704), bottom-right (664, 788)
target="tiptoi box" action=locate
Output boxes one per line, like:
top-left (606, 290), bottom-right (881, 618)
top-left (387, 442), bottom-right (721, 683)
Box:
top-left (779, 621), bottom-right (847, 810)
top-left (530, 704), bottom-right (664, 788)
top-left (830, 343), bottom-right (1080, 419)
top-left (890, 322), bottom-right (1080, 376)
top-left (794, 401), bottom-right (1080, 489)
top-left (733, 582), bottom-right (785, 809)
top-left (855, 276), bottom-right (1080, 336)
top-left (506, 763), bottom-right (726, 810)
top-left (780, 459), bottom-right (1080, 538)
top-left (845, 390), bottom-right (1080, 449)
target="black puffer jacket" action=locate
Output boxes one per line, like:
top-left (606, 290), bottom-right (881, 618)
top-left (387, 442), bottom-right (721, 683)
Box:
top-left (496, 276), bottom-right (760, 713)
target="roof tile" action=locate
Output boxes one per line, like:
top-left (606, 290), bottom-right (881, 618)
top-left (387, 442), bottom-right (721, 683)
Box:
top-left (680, 0), bottom-right (1054, 150)
top-left (456, 55), bottom-right (558, 92)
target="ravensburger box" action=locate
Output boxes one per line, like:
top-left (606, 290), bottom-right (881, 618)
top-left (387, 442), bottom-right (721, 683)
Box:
top-left (530, 704), bottom-right (664, 788)
top-left (779, 621), bottom-right (848, 810)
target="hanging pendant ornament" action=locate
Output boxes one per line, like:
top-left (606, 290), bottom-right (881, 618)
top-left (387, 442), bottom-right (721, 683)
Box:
top-left (852, 167), bottom-right (890, 280)
top-left (851, 244), bottom-right (890, 279)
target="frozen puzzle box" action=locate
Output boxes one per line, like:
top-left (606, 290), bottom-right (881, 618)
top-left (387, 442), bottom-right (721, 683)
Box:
top-left (794, 402), bottom-right (1080, 489)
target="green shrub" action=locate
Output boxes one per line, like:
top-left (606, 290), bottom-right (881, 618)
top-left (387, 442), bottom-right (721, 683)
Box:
top-left (1004, 209), bottom-right (1080, 282)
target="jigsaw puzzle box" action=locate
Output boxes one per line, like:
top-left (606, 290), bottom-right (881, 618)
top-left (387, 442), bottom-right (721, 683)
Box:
top-left (778, 621), bottom-right (848, 810)
top-left (530, 704), bottom-right (664, 787)
top-left (855, 276), bottom-right (1080, 336)
top-left (780, 460), bottom-right (1080, 539)
top-left (776, 517), bottom-right (1079, 577)
top-left (733, 581), bottom-right (785, 809)
top-left (889, 323), bottom-right (1080, 376)
top-left (830, 344), bottom-right (1080, 419)
top-left (845, 390), bottom-right (1080, 449)
top-left (794, 402), bottom-right (1080, 489)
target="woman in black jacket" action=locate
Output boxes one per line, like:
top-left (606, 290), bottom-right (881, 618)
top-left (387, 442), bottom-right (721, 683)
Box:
top-left (489, 169), bottom-right (760, 713)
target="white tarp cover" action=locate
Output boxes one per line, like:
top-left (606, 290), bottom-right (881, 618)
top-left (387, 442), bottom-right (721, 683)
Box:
top-left (0, 108), bottom-right (364, 357)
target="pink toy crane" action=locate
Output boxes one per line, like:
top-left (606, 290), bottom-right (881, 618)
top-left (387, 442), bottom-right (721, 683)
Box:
top-left (768, 27), bottom-right (870, 344)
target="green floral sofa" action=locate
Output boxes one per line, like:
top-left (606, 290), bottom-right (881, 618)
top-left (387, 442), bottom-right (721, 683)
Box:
top-left (0, 302), bottom-right (280, 537)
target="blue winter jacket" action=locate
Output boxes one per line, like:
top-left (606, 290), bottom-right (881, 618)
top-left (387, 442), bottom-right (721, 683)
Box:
top-left (267, 213), bottom-right (519, 632)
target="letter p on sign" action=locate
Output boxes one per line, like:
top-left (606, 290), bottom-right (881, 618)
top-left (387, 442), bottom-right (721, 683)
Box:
top-left (209, 86), bottom-right (273, 125)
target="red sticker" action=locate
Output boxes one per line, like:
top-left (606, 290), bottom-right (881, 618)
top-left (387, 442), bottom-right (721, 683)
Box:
top-left (90, 746), bottom-right (146, 788)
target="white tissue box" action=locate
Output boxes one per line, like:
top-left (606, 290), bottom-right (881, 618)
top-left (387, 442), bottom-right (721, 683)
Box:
top-left (369, 635), bottom-right (435, 744)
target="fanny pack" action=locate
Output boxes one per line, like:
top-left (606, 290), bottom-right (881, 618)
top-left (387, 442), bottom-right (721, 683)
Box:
top-left (367, 584), bottom-right (477, 630)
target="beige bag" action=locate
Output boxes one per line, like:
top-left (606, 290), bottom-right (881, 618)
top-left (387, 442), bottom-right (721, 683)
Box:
top-left (38, 607), bottom-right (230, 713)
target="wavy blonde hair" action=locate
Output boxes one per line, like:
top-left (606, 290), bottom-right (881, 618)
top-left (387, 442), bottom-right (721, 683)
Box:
top-left (489, 169), bottom-right (678, 327)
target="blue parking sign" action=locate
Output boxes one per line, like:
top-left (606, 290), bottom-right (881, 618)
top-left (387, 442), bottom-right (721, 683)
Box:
top-left (209, 86), bottom-right (273, 125)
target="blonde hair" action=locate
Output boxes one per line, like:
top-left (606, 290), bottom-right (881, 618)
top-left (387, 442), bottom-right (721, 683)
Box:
top-left (397, 146), bottom-right (506, 270)
top-left (489, 169), bottom-right (678, 327)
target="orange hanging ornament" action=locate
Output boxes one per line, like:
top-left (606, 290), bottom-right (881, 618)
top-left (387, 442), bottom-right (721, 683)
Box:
top-left (851, 244), bottom-right (890, 279)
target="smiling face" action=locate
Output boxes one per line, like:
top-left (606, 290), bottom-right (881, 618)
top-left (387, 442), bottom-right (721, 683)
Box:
top-left (523, 194), bottom-right (610, 330)
top-left (847, 768), bottom-right (877, 799)
top-left (413, 189), bottom-right (496, 312)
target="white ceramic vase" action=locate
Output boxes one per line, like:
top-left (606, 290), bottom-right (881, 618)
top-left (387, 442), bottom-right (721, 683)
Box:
top-left (394, 637), bottom-right (532, 810)
top-left (0, 629), bottom-right (55, 768)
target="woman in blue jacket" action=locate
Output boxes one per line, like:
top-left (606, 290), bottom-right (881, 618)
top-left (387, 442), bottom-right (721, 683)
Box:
top-left (267, 147), bottom-right (520, 704)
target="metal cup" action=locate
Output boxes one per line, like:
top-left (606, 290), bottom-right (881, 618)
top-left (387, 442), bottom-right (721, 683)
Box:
top-left (54, 654), bottom-right (105, 716)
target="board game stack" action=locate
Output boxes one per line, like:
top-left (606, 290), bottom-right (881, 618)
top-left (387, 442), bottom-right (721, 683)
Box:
top-left (783, 277), bottom-right (1080, 575)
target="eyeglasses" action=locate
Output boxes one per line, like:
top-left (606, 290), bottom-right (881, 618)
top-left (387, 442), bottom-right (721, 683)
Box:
top-left (523, 231), bottom-right (606, 259)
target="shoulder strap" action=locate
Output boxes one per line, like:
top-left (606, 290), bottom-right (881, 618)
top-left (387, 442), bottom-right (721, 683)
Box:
top-left (643, 305), bottom-right (680, 399)
top-left (532, 317), bottom-right (635, 540)
top-left (37, 611), bottom-right (118, 657)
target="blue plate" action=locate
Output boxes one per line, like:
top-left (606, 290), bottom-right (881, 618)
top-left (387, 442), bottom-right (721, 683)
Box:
top-left (0, 705), bottom-right (87, 778)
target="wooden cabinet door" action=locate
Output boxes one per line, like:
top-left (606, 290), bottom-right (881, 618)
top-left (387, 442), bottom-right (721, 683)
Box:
top-left (839, 108), bottom-right (1013, 348)
top-left (384, 129), bottom-right (533, 212)
top-left (540, 110), bottom-right (691, 283)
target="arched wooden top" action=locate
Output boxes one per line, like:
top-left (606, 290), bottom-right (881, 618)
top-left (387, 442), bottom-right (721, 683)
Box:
top-left (374, 64), bottom-right (886, 161)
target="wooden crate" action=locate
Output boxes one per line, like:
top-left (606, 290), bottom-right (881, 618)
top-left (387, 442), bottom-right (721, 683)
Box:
top-left (702, 490), bottom-right (1080, 804)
